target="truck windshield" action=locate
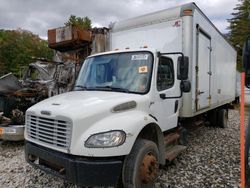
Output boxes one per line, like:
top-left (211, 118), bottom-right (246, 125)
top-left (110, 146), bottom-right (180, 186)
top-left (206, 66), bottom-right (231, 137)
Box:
top-left (74, 52), bottom-right (153, 94)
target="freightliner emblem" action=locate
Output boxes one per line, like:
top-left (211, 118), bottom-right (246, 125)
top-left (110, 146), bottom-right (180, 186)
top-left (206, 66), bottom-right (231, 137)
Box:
top-left (41, 110), bottom-right (51, 116)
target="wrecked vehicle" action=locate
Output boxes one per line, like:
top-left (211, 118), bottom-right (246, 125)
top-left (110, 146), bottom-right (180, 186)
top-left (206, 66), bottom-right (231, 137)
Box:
top-left (0, 59), bottom-right (75, 141)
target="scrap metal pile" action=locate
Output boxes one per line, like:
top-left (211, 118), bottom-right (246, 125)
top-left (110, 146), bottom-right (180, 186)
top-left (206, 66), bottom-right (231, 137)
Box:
top-left (0, 60), bottom-right (75, 140)
top-left (0, 25), bottom-right (109, 141)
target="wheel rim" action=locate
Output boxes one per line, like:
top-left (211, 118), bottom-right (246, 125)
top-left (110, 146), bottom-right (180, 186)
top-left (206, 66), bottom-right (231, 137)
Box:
top-left (140, 152), bottom-right (158, 184)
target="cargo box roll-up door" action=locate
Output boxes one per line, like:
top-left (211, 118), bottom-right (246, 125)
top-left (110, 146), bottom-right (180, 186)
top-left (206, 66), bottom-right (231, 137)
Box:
top-left (195, 25), bottom-right (211, 110)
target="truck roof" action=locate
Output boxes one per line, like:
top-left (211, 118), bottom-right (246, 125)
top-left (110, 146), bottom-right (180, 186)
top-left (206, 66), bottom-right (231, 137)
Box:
top-left (88, 48), bottom-right (156, 58)
top-left (111, 3), bottom-right (185, 32)
top-left (110, 2), bottom-right (234, 50)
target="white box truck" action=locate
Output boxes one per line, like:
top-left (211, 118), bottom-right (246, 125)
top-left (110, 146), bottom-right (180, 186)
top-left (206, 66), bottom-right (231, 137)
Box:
top-left (25, 3), bottom-right (236, 187)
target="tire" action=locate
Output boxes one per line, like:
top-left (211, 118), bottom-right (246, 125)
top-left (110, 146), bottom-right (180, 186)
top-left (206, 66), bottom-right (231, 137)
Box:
top-left (208, 109), bottom-right (217, 126)
top-left (245, 122), bottom-right (250, 186)
top-left (217, 109), bottom-right (228, 128)
top-left (122, 139), bottom-right (159, 188)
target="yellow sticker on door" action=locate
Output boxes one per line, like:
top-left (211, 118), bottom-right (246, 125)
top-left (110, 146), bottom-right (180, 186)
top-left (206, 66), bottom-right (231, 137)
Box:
top-left (139, 66), bottom-right (148, 73)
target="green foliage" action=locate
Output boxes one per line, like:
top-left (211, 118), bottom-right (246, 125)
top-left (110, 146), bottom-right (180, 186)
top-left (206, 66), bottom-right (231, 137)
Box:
top-left (228, 0), bottom-right (250, 71)
top-left (0, 29), bottom-right (53, 77)
top-left (64, 15), bottom-right (92, 29)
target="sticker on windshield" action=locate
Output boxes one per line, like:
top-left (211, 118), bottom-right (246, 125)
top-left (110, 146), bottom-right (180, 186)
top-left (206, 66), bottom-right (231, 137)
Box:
top-left (131, 54), bottom-right (149, 61)
top-left (139, 66), bottom-right (148, 73)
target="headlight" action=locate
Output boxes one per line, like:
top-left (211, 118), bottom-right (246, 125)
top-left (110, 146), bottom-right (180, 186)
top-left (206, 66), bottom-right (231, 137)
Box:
top-left (85, 130), bottom-right (126, 148)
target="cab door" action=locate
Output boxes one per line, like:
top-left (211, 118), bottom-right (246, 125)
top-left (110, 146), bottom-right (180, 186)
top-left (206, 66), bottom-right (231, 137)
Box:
top-left (150, 56), bottom-right (180, 131)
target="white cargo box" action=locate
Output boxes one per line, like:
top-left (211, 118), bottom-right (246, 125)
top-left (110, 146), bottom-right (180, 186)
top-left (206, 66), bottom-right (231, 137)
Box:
top-left (110, 2), bottom-right (236, 117)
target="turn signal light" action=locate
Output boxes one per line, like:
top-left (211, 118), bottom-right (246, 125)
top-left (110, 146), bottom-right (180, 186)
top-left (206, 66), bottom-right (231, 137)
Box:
top-left (183, 9), bottom-right (193, 15)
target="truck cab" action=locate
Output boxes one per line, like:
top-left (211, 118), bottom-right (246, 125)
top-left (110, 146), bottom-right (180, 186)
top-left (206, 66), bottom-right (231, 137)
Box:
top-left (25, 49), bottom-right (187, 187)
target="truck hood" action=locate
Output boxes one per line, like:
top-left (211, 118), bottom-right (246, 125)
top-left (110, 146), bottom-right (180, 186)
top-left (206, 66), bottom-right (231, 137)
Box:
top-left (27, 91), bottom-right (149, 120)
top-left (26, 90), bottom-right (152, 155)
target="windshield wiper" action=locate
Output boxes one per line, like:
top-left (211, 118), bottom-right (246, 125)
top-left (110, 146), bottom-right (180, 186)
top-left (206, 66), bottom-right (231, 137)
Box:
top-left (110, 86), bottom-right (130, 93)
top-left (75, 85), bottom-right (130, 93)
top-left (74, 85), bottom-right (88, 91)
top-left (94, 86), bottom-right (130, 93)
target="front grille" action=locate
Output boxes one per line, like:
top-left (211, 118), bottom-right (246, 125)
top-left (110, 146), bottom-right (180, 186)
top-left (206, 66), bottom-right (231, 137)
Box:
top-left (26, 115), bottom-right (72, 149)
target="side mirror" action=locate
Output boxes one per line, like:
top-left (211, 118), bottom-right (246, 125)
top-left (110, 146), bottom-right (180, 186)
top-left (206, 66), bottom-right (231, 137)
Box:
top-left (180, 80), bottom-right (191, 93)
top-left (177, 56), bottom-right (189, 80)
top-left (243, 36), bottom-right (250, 88)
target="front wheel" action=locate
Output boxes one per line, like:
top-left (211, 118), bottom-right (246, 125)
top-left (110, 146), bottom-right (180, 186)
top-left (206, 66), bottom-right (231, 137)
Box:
top-left (122, 139), bottom-right (159, 188)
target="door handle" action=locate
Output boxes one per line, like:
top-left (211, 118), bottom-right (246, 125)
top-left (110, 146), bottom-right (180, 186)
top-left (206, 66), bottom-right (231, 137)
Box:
top-left (174, 100), bottom-right (178, 113)
top-left (197, 90), bottom-right (205, 95)
top-left (160, 93), bottom-right (166, 99)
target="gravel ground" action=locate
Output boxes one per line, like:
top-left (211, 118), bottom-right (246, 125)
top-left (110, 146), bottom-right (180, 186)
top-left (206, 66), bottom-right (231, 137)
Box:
top-left (0, 109), bottom-right (242, 188)
top-left (156, 109), bottom-right (241, 188)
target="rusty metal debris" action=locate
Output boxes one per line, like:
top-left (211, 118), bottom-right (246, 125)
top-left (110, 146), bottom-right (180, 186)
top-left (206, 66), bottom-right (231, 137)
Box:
top-left (0, 112), bottom-right (11, 126)
top-left (22, 59), bottom-right (76, 97)
top-left (48, 25), bottom-right (92, 52)
top-left (0, 26), bottom-right (109, 141)
top-left (0, 59), bottom-right (75, 141)
top-left (48, 26), bottom-right (109, 55)
top-left (91, 27), bottom-right (110, 54)
top-left (0, 73), bottom-right (22, 94)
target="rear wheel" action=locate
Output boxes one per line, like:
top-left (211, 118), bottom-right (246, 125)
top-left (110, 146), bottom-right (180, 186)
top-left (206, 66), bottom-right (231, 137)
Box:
top-left (208, 108), bottom-right (228, 128)
top-left (217, 109), bottom-right (228, 128)
top-left (208, 109), bottom-right (217, 126)
top-left (122, 139), bottom-right (159, 188)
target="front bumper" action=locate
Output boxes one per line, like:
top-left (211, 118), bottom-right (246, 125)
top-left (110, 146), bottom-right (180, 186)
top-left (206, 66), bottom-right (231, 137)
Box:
top-left (0, 125), bottom-right (24, 141)
top-left (25, 141), bottom-right (123, 187)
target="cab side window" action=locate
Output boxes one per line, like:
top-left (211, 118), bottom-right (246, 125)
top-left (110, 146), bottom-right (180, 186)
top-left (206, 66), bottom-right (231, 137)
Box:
top-left (157, 57), bottom-right (174, 91)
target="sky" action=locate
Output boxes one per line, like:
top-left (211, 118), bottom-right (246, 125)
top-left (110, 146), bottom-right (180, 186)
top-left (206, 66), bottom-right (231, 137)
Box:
top-left (0, 0), bottom-right (239, 39)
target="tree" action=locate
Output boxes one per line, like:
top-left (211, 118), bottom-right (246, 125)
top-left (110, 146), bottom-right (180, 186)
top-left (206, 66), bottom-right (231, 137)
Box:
top-left (228, 0), bottom-right (250, 71)
top-left (64, 15), bottom-right (92, 29)
top-left (0, 29), bottom-right (53, 77)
